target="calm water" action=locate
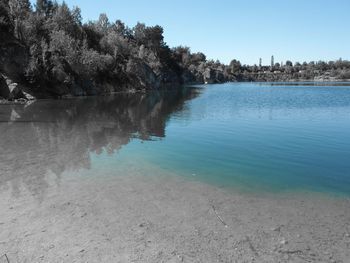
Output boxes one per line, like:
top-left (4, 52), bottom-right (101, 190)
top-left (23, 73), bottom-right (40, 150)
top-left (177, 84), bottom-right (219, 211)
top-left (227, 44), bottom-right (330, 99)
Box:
top-left (1, 83), bottom-right (350, 196)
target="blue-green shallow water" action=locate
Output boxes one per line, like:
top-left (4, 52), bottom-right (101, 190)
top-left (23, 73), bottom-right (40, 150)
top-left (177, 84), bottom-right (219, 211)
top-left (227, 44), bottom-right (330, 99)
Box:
top-left (1, 83), bottom-right (350, 196)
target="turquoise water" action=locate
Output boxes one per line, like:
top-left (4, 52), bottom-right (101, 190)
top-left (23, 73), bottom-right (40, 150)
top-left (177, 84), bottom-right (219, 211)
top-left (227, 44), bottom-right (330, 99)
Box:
top-left (1, 83), bottom-right (350, 195)
top-left (108, 83), bottom-right (350, 195)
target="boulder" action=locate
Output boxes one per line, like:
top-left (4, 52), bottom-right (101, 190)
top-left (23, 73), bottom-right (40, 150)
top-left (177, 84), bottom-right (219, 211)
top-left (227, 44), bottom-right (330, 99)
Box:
top-left (0, 74), bottom-right (10, 99)
top-left (0, 75), bottom-right (35, 101)
top-left (22, 91), bottom-right (36, 101)
top-left (7, 81), bottom-right (25, 100)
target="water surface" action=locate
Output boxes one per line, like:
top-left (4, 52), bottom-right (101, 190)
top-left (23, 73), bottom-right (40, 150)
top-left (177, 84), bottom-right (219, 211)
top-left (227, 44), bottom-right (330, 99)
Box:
top-left (1, 83), bottom-right (350, 196)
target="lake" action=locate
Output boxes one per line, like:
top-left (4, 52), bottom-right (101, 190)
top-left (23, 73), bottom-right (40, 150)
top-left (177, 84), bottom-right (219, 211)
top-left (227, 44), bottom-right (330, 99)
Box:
top-left (1, 82), bottom-right (350, 196)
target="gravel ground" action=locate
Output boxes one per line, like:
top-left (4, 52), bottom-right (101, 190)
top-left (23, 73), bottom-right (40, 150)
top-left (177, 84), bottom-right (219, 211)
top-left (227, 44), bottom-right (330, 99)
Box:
top-left (0, 170), bottom-right (350, 263)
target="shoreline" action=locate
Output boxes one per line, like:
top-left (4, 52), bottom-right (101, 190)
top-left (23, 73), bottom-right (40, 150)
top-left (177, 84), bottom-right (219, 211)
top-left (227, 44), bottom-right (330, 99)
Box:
top-left (1, 80), bottom-right (350, 105)
top-left (1, 169), bottom-right (349, 262)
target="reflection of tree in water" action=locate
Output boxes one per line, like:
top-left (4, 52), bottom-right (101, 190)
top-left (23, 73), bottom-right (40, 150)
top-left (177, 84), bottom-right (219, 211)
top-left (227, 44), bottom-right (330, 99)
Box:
top-left (0, 87), bottom-right (200, 200)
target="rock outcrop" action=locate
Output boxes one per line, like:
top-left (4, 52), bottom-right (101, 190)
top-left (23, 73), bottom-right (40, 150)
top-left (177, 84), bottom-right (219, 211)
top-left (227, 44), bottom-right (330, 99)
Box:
top-left (0, 74), bottom-right (36, 101)
top-left (0, 32), bottom-right (28, 80)
top-left (0, 30), bottom-right (35, 102)
top-left (203, 68), bottom-right (226, 84)
top-left (126, 58), bottom-right (160, 90)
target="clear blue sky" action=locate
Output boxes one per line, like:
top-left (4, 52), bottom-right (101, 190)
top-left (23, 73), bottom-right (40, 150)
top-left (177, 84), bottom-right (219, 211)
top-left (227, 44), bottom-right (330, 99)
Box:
top-left (30, 0), bottom-right (350, 65)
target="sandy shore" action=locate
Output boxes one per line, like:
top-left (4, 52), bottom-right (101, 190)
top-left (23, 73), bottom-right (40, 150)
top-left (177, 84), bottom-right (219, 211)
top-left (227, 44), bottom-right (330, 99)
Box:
top-left (0, 170), bottom-right (349, 263)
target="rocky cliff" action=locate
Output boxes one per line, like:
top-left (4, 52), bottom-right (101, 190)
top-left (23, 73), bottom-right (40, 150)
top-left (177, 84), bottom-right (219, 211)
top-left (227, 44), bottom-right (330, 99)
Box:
top-left (0, 1), bottom-right (233, 102)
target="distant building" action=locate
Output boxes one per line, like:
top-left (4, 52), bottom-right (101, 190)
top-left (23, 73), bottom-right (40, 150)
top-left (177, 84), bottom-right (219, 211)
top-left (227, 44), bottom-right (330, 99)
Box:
top-left (259, 58), bottom-right (262, 68)
top-left (271, 55), bottom-right (274, 68)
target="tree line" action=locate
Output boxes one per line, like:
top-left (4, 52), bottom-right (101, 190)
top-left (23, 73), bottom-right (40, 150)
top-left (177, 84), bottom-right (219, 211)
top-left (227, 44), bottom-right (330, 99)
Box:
top-left (0, 0), bottom-right (232, 98)
top-left (229, 59), bottom-right (350, 82)
top-left (0, 0), bottom-right (349, 99)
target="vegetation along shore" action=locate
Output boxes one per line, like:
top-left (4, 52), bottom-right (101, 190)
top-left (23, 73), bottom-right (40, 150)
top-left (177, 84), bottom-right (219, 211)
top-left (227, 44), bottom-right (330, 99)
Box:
top-left (1, 0), bottom-right (350, 102)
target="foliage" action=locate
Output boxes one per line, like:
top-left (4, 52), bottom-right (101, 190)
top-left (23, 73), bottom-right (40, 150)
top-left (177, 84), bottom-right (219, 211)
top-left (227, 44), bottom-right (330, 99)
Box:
top-left (2, 1), bottom-right (347, 97)
top-left (0, 0), bottom-right (234, 96)
top-left (231, 59), bottom-right (350, 82)
top-left (0, 0), bottom-right (13, 33)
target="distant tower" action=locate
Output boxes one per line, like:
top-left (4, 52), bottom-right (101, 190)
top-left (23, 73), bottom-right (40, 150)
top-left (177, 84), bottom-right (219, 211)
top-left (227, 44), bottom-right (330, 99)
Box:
top-left (259, 58), bottom-right (262, 68)
top-left (271, 55), bottom-right (274, 68)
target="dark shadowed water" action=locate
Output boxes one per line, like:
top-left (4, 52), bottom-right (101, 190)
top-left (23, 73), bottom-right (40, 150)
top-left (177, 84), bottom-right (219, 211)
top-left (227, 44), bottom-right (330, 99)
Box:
top-left (1, 83), bottom-right (350, 196)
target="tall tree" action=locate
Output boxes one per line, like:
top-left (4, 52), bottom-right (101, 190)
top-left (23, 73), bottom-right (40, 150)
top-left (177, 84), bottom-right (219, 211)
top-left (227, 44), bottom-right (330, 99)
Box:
top-left (97, 13), bottom-right (110, 33)
top-left (35, 0), bottom-right (54, 16)
top-left (8, 0), bottom-right (31, 40)
top-left (0, 0), bottom-right (13, 33)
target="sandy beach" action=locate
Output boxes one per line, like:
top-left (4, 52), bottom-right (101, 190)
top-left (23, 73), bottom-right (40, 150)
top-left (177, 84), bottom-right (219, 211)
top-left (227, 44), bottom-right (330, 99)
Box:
top-left (0, 168), bottom-right (349, 263)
